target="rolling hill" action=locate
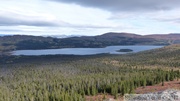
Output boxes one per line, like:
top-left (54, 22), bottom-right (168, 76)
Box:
top-left (0, 32), bottom-right (180, 52)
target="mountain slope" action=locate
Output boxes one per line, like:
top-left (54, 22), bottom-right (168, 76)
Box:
top-left (145, 33), bottom-right (180, 44)
top-left (0, 32), bottom-right (180, 52)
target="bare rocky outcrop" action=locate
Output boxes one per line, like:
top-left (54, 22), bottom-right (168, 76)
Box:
top-left (125, 89), bottom-right (180, 101)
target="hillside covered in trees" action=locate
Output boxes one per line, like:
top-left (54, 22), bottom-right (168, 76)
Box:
top-left (1, 33), bottom-right (180, 52)
top-left (0, 44), bottom-right (179, 100)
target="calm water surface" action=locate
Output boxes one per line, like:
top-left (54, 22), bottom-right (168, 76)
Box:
top-left (12, 45), bottom-right (163, 56)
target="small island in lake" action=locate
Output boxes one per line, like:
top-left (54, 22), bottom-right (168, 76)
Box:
top-left (116, 49), bottom-right (133, 52)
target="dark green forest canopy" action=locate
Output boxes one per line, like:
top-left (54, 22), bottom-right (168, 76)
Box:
top-left (0, 44), bottom-right (179, 100)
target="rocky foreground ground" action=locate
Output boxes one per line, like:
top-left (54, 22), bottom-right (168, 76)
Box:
top-left (125, 89), bottom-right (180, 101)
top-left (86, 79), bottom-right (180, 101)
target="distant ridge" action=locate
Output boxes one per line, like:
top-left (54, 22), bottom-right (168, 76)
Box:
top-left (101, 32), bottom-right (180, 39)
top-left (145, 33), bottom-right (180, 40)
top-left (99, 32), bottom-right (142, 38)
top-left (43, 35), bottom-right (82, 38)
top-left (0, 32), bottom-right (180, 52)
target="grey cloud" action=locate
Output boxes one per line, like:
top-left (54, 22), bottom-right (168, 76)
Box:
top-left (0, 29), bottom-right (23, 32)
top-left (0, 16), bottom-right (113, 29)
top-left (0, 12), bottom-right (113, 29)
top-left (0, 16), bottom-right (59, 27)
top-left (158, 18), bottom-right (180, 23)
top-left (51, 0), bottom-right (180, 12)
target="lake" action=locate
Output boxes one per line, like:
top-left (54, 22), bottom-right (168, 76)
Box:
top-left (11, 45), bottom-right (163, 56)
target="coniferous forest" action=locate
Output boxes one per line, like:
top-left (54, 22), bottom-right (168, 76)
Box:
top-left (0, 45), bottom-right (180, 101)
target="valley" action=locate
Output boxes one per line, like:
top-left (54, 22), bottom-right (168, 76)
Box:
top-left (1, 33), bottom-right (180, 53)
top-left (0, 44), bottom-right (179, 101)
top-left (1, 0), bottom-right (180, 100)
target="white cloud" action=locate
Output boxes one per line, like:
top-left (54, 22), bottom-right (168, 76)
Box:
top-left (0, 0), bottom-right (180, 36)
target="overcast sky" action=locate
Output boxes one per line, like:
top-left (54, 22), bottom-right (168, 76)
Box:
top-left (0, 0), bottom-right (180, 36)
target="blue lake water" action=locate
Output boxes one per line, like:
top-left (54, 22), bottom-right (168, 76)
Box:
top-left (11, 45), bottom-right (163, 56)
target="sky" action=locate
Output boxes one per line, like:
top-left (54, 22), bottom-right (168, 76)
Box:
top-left (0, 0), bottom-right (180, 36)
